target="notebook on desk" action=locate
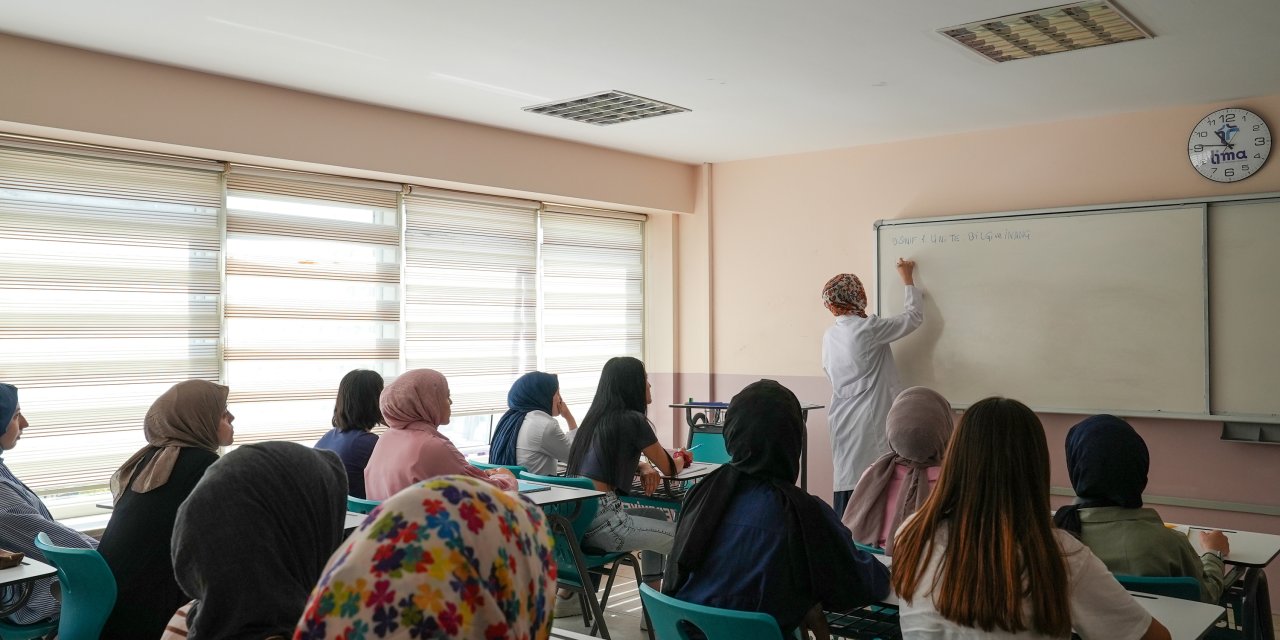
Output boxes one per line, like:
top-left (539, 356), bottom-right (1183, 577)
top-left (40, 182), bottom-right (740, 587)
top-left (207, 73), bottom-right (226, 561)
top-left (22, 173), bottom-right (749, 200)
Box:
top-left (517, 481), bottom-right (551, 493)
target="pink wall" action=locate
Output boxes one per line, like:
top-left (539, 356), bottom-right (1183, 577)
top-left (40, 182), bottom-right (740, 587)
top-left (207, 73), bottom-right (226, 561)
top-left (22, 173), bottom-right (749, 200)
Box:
top-left (701, 95), bottom-right (1280, 607)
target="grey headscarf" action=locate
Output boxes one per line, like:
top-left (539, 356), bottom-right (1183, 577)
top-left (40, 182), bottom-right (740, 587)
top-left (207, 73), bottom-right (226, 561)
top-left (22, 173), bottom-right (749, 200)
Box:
top-left (171, 441), bottom-right (348, 640)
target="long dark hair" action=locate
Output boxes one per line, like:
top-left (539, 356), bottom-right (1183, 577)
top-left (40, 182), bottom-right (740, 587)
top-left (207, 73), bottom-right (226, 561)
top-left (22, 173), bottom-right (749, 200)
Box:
top-left (566, 356), bottom-right (649, 475)
top-left (891, 397), bottom-right (1070, 636)
top-left (332, 369), bottom-right (386, 432)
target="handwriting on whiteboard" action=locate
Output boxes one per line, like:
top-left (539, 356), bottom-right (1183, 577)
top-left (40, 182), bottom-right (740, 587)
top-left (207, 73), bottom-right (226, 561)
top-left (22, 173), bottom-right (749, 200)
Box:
top-left (890, 229), bottom-right (1033, 246)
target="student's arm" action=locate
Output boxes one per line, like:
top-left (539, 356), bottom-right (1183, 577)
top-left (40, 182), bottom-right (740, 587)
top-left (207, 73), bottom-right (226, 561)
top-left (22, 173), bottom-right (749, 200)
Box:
top-left (1193, 530), bottom-right (1230, 603)
top-left (0, 483), bottom-right (97, 554)
top-left (867, 259), bottom-right (924, 345)
top-left (1139, 619), bottom-right (1172, 640)
top-left (816, 498), bottom-right (892, 608)
top-left (538, 414), bottom-right (574, 463)
top-left (642, 441), bottom-right (682, 476)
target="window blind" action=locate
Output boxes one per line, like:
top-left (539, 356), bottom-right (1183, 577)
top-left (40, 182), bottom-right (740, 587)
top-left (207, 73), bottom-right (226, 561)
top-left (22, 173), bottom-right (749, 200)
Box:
top-left (0, 141), bottom-right (223, 494)
top-left (539, 206), bottom-right (645, 407)
top-left (403, 189), bottom-right (539, 416)
top-left (224, 167), bottom-right (402, 447)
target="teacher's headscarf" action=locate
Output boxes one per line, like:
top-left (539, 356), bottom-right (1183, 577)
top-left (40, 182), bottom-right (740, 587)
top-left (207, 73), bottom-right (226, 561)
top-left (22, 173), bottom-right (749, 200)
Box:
top-left (0, 383), bottom-right (17, 437)
top-left (1052, 414), bottom-right (1149, 538)
top-left (172, 442), bottom-right (348, 640)
top-left (664, 380), bottom-right (870, 613)
top-left (293, 475), bottom-right (557, 640)
top-left (822, 273), bottom-right (868, 317)
top-left (488, 372), bottom-right (558, 466)
top-left (109, 379), bottom-right (228, 503)
top-left (843, 387), bottom-right (954, 554)
top-left (380, 369), bottom-right (450, 430)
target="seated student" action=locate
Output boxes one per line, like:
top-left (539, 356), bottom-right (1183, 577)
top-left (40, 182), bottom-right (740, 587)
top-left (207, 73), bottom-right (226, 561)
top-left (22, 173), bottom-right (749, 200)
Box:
top-left (562, 356), bottom-right (685, 612)
top-left (893, 397), bottom-right (1171, 640)
top-left (294, 475), bottom-right (556, 639)
top-left (162, 442), bottom-right (348, 640)
top-left (488, 370), bottom-right (578, 475)
top-left (843, 386), bottom-right (954, 554)
top-left (364, 369), bottom-right (516, 500)
top-left (314, 369), bottom-right (385, 499)
top-left (98, 380), bottom-right (234, 640)
top-left (0, 383), bottom-right (98, 626)
top-left (1053, 414), bottom-right (1228, 603)
top-left (665, 379), bottom-right (891, 638)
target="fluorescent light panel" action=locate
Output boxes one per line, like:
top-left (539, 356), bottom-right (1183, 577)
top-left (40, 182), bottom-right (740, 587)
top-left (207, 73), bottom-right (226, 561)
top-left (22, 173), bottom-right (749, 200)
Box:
top-left (524, 91), bottom-right (690, 126)
top-left (940, 1), bottom-right (1151, 63)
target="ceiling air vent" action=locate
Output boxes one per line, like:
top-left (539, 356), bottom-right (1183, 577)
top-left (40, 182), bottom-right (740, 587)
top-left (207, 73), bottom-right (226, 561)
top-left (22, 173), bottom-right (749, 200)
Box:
top-left (940, 1), bottom-right (1151, 63)
top-left (524, 90), bottom-right (690, 126)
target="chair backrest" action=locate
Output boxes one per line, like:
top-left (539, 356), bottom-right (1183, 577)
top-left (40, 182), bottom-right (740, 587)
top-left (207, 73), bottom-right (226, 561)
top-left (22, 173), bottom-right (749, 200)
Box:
top-left (470, 460), bottom-right (527, 475)
top-left (347, 495), bottom-right (382, 514)
top-left (1115, 574), bottom-right (1201, 601)
top-left (688, 430), bottom-right (732, 465)
top-left (518, 472), bottom-right (602, 589)
top-left (638, 583), bottom-right (784, 640)
top-left (33, 532), bottom-right (116, 640)
top-left (855, 542), bottom-right (886, 556)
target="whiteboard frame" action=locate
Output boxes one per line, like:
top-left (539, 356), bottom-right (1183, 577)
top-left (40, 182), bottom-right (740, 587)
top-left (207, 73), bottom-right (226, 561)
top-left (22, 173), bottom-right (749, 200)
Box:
top-left (874, 191), bottom-right (1280, 424)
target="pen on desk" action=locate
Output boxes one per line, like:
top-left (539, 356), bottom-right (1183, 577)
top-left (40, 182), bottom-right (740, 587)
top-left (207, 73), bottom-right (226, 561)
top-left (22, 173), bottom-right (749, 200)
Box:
top-left (1189, 526), bottom-right (1238, 534)
top-left (686, 444), bottom-right (703, 452)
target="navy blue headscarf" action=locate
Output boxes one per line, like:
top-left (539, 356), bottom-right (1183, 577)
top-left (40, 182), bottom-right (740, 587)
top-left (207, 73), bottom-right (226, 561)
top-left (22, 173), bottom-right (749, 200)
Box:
top-left (1053, 414), bottom-right (1149, 537)
top-left (489, 372), bottom-right (559, 466)
top-left (0, 383), bottom-right (18, 438)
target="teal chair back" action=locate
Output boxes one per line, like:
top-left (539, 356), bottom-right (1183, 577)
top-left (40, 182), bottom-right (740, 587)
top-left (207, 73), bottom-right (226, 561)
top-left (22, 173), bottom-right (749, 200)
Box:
top-left (638, 583), bottom-right (784, 640)
top-left (33, 532), bottom-right (116, 640)
top-left (517, 472), bottom-right (601, 588)
top-left (470, 460), bottom-right (527, 475)
top-left (346, 496), bottom-right (381, 514)
top-left (855, 542), bottom-right (885, 555)
top-left (1116, 574), bottom-right (1201, 601)
top-left (688, 430), bottom-right (732, 465)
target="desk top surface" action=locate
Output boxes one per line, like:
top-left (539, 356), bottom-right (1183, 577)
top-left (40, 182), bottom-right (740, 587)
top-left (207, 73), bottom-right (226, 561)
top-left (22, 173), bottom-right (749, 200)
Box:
top-left (1173, 524), bottom-right (1280, 568)
top-left (518, 482), bottom-right (604, 507)
top-left (0, 558), bottom-right (56, 586)
top-left (662, 462), bottom-right (720, 481)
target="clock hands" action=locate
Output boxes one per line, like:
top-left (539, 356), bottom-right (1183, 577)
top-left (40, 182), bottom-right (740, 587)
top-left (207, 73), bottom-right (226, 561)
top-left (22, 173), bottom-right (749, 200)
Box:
top-left (1213, 129), bottom-right (1235, 149)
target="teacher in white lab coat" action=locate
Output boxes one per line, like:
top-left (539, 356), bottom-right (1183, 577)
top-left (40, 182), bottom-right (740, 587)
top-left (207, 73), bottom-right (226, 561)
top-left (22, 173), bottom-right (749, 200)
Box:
top-left (821, 259), bottom-right (924, 518)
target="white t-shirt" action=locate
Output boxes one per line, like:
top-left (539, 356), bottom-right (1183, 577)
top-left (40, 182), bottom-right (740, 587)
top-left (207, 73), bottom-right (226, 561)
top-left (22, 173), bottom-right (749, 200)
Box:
top-left (514, 410), bottom-right (576, 476)
top-left (897, 525), bottom-right (1152, 640)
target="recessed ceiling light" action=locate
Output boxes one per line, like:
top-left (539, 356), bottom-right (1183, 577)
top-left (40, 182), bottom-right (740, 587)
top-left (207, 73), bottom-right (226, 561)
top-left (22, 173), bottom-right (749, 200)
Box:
top-left (939, 1), bottom-right (1151, 63)
top-left (524, 91), bottom-right (690, 126)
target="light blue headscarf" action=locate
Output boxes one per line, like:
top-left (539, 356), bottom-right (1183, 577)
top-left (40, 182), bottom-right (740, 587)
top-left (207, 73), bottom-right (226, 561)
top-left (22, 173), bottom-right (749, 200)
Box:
top-left (0, 383), bottom-right (17, 437)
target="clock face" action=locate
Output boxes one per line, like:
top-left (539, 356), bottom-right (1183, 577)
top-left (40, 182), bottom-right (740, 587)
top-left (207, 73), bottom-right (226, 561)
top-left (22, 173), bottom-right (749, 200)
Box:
top-left (1188, 108), bottom-right (1271, 183)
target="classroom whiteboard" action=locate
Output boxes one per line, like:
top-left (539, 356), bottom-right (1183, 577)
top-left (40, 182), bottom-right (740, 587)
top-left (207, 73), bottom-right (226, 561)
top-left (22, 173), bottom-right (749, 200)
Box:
top-left (876, 205), bottom-right (1207, 415)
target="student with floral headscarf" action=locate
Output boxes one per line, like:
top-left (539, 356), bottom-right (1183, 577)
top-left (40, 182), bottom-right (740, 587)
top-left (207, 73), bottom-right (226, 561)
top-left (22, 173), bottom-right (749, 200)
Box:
top-left (821, 258), bottom-right (924, 517)
top-left (293, 475), bottom-right (557, 640)
top-left (0, 383), bottom-right (98, 625)
top-left (99, 379), bottom-right (234, 639)
top-left (364, 369), bottom-right (517, 500)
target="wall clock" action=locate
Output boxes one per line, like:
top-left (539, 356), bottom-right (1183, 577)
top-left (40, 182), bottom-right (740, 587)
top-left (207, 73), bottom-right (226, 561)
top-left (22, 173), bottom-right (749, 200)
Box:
top-left (1188, 108), bottom-right (1271, 183)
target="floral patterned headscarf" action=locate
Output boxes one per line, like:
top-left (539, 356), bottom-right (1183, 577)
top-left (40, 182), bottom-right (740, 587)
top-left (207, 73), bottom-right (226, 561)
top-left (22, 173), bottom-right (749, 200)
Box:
top-left (822, 273), bottom-right (868, 317)
top-left (294, 475), bottom-right (557, 640)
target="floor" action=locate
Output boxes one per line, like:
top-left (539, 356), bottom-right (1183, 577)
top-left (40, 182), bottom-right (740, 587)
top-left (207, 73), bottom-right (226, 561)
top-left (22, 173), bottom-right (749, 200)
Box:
top-left (551, 564), bottom-right (651, 640)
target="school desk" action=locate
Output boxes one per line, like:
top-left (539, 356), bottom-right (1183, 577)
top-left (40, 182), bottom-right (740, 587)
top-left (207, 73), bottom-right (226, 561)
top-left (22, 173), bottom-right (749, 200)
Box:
top-left (1175, 523), bottom-right (1277, 640)
top-left (671, 401), bottom-right (823, 490)
top-left (0, 557), bottom-right (57, 617)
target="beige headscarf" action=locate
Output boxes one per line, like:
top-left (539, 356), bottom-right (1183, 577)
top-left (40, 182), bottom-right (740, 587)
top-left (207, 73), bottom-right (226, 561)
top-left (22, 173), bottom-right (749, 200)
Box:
top-left (109, 379), bottom-right (228, 503)
top-left (379, 369), bottom-right (449, 430)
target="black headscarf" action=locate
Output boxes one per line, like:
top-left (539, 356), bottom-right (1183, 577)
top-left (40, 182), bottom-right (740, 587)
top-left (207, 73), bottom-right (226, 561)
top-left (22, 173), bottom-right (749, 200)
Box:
top-left (663, 380), bottom-right (864, 609)
top-left (1052, 414), bottom-right (1149, 537)
top-left (171, 441), bottom-right (348, 640)
top-left (489, 372), bottom-right (558, 466)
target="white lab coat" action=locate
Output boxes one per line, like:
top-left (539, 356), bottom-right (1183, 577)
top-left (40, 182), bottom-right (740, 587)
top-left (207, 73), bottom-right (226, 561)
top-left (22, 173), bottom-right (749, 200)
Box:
top-left (822, 285), bottom-right (924, 492)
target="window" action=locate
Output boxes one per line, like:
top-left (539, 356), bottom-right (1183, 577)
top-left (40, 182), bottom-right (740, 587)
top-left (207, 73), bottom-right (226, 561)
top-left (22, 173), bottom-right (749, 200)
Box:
top-left (0, 140), bottom-right (222, 497)
top-left (223, 168), bottom-right (402, 447)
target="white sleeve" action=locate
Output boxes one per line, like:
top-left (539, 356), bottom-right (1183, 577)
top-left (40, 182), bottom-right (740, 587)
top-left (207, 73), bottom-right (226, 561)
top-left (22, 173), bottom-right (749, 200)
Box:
top-left (866, 285), bottom-right (924, 345)
top-left (531, 413), bottom-right (574, 463)
top-left (1065, 536), bottom-right (1153, 640)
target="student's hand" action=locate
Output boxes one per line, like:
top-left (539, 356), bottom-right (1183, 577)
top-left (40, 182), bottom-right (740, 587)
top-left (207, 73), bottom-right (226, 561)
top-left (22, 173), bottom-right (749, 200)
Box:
top-left (638, 464), bottom-right (660, 496)
top-left (486, 468), bottom-right (515, 479)
top-left (799, 603), bottom-right (832, 640)
top-left (1200, 530), bottom-right (1230, 557)
top-left (897, 258), bottom-right (916, 286)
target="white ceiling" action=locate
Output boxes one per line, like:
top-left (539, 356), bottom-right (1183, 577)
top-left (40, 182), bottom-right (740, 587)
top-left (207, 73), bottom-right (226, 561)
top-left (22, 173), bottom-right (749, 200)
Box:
top-left (2, 0), bottom-right (1279, 164)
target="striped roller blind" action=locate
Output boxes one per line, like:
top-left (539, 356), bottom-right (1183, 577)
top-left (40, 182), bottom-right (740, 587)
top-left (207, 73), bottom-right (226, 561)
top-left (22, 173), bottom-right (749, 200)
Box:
top-left (0, 139), bottom-right (223, 494)
top-left (540, 206), bottom-right (645, 407)
top-left (224, 166), bottom-right (402, 447)
top-left (403, 189), bottom-right (539, 416)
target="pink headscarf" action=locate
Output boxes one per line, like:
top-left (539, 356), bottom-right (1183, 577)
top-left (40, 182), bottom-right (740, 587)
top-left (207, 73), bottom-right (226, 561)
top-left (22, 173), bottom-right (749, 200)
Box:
top-left (822, 273), bottom-right (868, 317)
top-left (379, 369), bottom-right (449, 430)
top-left (843, 387), bottom-right (954, 554)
